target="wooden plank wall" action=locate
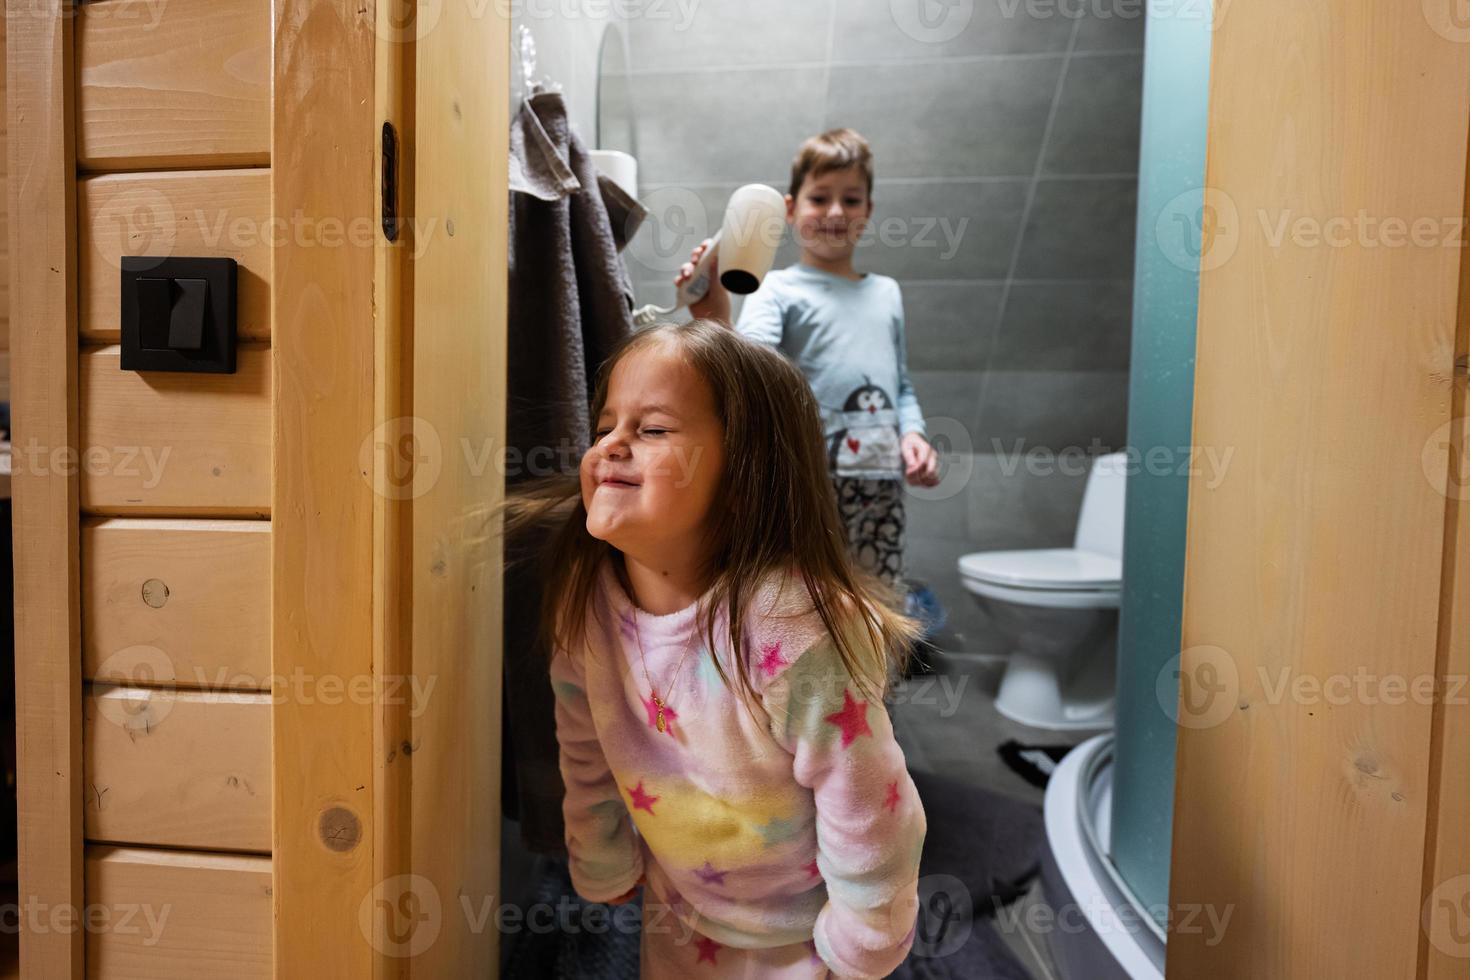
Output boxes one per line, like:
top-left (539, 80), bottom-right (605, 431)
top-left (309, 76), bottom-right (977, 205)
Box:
top-left (14, 0), bottom-right (509, 971)
top-left (13, 0), bottom-right (277, 974)
top-left (1169, 3), bottom-right (1470, 976)
top-left (74, 0), bottom-right (277, 962)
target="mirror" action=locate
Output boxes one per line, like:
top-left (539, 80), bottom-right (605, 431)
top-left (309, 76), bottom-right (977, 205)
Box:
top-left (595, 23), bottom-right (635, 157)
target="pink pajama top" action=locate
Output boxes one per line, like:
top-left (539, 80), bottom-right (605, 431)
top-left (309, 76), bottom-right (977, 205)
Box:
top-left (550, 557), bottom-right (927, 979)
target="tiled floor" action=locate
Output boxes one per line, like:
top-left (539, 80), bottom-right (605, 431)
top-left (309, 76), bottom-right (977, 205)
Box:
top-left (890, 640), bottom-right (1097, 980)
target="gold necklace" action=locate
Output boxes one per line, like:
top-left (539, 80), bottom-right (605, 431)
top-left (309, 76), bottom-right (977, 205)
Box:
top-left (631, 606), bottom-right (696, 735)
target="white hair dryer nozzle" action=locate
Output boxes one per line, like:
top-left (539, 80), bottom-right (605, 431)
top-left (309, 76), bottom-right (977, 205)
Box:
top-left (713, 183), bottom-right (787, 295)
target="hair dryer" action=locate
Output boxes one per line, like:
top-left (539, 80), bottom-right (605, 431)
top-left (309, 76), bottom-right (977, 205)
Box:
top-left (634, 183), bottom-right (786, 327)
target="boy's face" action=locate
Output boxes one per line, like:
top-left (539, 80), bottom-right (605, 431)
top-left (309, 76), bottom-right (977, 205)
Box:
top-left (582, 343), bottom-right (726, 567)
top-left (788, 165), bottom-right (873, 262)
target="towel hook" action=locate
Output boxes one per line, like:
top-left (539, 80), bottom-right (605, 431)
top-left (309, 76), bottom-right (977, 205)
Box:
top-left (518, 25), bottom-right (539, 94)
top-left (516, 25), bottom-right (560, 97)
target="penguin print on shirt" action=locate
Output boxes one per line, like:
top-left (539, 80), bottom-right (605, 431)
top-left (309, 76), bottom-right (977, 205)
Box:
top-left (827, 378), bottom-right (902, 476)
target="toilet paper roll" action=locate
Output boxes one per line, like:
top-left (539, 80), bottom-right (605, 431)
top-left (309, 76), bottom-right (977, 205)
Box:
top-left (589, 149), bottom-right (638, 200)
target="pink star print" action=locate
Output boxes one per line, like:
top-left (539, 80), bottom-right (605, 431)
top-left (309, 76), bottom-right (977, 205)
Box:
top-left (694, 861), bottom-right (727, 886)
top-left (639, 691), bottom-right (679, 735)
top-left (695, 935), bottom-right (722, 965)
top-left (824, 688), bottom-right (873, 748)
top-left (884, 780), bottom-right (901, 813)
top-left (627, 780), bottom-right (659, 815)
top-left (757, 641), bottom-right (787, 677)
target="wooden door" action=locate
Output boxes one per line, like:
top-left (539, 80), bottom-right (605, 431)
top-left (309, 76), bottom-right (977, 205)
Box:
top-left (1169, 3), bottom-right (1470, 975)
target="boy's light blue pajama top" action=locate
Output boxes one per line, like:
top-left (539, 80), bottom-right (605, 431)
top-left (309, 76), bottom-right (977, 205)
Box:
top-left (735, 264), bottom-right (925, 480)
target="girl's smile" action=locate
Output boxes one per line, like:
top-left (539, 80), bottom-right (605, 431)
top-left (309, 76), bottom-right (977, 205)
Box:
top-left (580, 341), bottom-right (725, 586)
top-left (594, 466), bottom-right (642, 489)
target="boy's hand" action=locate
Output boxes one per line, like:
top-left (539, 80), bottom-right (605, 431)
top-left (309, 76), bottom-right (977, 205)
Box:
top-left (605, 872), bottom-right (645, 905)
top-left (901, 432), bottom-right (940, 487)
top-left (676, 239), bottom-right (732, 324)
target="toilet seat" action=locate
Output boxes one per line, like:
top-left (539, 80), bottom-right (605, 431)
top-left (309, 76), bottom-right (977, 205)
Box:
top-left (963, 577), bottom-right (1121, 610)
top-left (960, 549), bottom-right (1121, 610)
top-left (959, 549), bottom-right (1121, 589)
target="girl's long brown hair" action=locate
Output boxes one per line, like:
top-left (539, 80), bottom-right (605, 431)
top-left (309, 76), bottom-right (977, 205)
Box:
top-left (506, 318), bottom-right (920, 710)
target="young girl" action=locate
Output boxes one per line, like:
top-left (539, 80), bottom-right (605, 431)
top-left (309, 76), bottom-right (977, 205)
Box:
top-left (524, 319), bottom-right (928, 978)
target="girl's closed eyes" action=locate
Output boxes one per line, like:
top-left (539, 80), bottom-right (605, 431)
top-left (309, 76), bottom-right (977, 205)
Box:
top-left (579, 343), bottom-right (725, 589)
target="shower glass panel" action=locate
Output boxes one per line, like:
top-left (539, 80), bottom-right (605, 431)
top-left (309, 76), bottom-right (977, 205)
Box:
top-left (1111, 5), bottom-right (1214, 924)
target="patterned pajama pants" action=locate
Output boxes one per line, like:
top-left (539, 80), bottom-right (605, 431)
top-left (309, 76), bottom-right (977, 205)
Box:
top-left (831, 476), bottom-right (906, 588)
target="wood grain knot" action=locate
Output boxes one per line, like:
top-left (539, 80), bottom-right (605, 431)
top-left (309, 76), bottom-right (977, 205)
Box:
top-left (141, 578), bottom-right (169, 608)
top-left (318, 805), bottom-right (362, 853)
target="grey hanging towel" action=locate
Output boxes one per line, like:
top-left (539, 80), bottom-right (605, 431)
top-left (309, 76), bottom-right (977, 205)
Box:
top-left (503, 90), bottom-right (646, 856)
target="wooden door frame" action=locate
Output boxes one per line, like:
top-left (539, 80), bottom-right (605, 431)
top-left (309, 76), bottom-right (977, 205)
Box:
top-left (268, 0), bottom-right (380, 971)
top-left (8, 0), bottom-right (83, 974)
top-left (270, 0), bottom-right (508, 973)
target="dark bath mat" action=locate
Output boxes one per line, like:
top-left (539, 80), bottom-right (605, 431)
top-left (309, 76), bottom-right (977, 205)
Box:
top-left (894, 768), bottom-right (1048, 977)
top-left (912, 766), bottom-right (1046, 912)
top-left (500, 855), bottom-right (641, 980)
top-left (892, 917), bottom-right (1034, 980)
top-left (996, 740), bottom-right (1075, 790)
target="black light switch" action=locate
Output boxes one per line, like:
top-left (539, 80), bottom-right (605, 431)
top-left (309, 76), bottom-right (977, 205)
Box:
top-left (121, 257), bottom-right (237, 373)
top-left (169, 279), bottom-right (209, 351)
top-left (136, 278), bottom-right (173, 350)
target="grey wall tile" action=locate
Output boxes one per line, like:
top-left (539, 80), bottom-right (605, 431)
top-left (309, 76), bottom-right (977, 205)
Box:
top-left (1013, 178), bottom-right (1138, 279)
top-left (903, 282), bottom-right (1005, 371)
top-left (904, 529), bottom-right (999, 648)
top-left (905, 473), bottom-right (973, 541)
top-left (626, 0), bottom-right (832, 71)
top-left (993, 280), bottom-right (1133, 370)
top-left (965, 450), bottom-right (1091, 546)
top-left (632, 279), bottom-right (679, 312)
top-left (1042, 53), bottom-right (1143, 175)
top-left (832, 0), bottom-right (1075, 60)
top-left (974, 369), bottom-right (1131, 454)
top-left (1074, 3), bottom-right (1148, 51)
top-left (826, 59), bottom-right (1063, 178)
top-left (630, 68), bottom-right (826, 183)
top-left (909, 370), bottom-right (983, 435)
top-left (867, 179), bottom-right (1028, 279)
top-left (624, 183), bottom-right (729, 282)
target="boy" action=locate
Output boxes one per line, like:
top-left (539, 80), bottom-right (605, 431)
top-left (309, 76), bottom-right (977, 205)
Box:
top-left (676, 128), bottom-right (940, 588)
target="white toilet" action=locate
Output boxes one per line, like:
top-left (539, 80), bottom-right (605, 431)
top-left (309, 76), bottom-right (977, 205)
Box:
top-left (957, 452), bottom-right (1127, 731)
